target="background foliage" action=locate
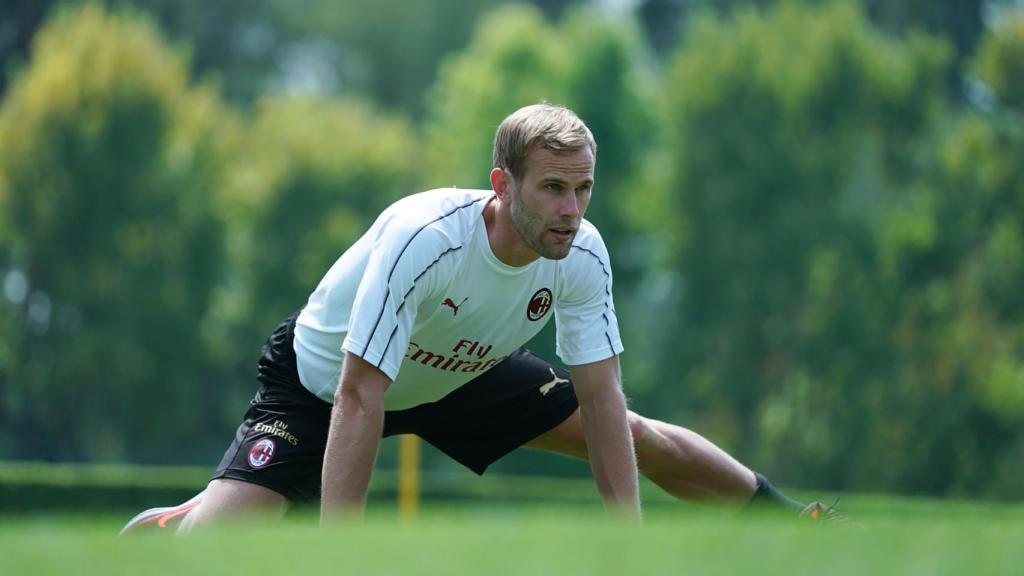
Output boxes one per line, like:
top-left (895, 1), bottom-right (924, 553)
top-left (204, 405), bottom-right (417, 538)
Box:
top-left (1, 0), bottom-right (1022, 500)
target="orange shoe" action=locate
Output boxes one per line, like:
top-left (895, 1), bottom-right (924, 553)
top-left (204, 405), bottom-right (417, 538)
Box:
top-left (799, 497), bottom-right (860, 526)
top-left (118, 491), bottom-right (204, 535)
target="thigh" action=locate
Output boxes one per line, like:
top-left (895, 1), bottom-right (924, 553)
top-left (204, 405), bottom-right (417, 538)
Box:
top-left (179, 478), bottom-right (288, 531)
top-left (524, 406), bottom-right (587, 459)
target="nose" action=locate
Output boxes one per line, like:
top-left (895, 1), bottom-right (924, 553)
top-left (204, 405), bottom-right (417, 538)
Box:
top-left (559, 192), bottom-right (580, 219)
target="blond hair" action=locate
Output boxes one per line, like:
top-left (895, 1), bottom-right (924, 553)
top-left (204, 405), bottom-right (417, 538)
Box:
top-left (492, 103), bottom-right (597, 182)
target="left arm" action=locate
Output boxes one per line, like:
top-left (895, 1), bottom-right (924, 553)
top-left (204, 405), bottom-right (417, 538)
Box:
top-left (571, 354), bottom-right (641, 521)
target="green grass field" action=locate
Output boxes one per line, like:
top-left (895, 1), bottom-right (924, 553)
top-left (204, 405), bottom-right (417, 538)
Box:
top-left (3, 497), bottom-right (1022, 575)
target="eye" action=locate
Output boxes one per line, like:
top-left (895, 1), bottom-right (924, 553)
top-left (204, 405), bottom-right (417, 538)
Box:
top-left (544, 182), bottom-right (563, 192)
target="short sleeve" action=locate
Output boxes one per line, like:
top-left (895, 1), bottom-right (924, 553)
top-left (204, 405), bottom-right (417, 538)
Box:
top-left (342, 223), bottom-right (451, 381)
top-left (554, 229), bottom-right (624, 366)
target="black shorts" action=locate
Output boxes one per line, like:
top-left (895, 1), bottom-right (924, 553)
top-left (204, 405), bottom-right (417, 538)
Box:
top-left (212, 313), bottom-right (580, 502)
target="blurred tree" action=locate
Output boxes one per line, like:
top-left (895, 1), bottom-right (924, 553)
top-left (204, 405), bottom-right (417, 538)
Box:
top-left (125, 0), bottom-right (286, 103)
top-left (638, 0), bottom-right (988, 103)
top-left (1, 0), bottom-right (286, 103)
top-left (786, 6), bottom-right (1024, 498)
top-left (0, 4), bottom-right (233, 462)
top-left (902, 9), bottom-right (1024, 497)
top-left (210, 97), bottom-right (418, 365)
top-left (2, 0), bottom-right (587, 113)
top-left (973, 9), bottom-right (1024, 110)
top-left (0, 0), bottom-right (53, 94)
top-left (660, 0), bottom-right (950, 489)
top-left (636, 0), bottom-right (685, 53)
top-left (861, 0), bottom-right (986, 103)
top-left (280, 0), bottom-right (588, 114)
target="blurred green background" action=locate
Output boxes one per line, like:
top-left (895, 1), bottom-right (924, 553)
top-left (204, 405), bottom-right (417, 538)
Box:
top-left (0, 0), bottom-right (1022, 509)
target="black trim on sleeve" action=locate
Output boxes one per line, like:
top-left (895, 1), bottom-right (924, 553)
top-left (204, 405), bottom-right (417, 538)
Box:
top-left (570, 244), bottom-right (618, 356)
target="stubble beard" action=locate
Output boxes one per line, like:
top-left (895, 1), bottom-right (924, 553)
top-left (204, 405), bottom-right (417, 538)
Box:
top-left (509, 184), bottom-right (573, 261)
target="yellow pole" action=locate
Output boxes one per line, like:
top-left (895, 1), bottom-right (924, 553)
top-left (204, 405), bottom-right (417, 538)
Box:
top-left (398, 434), bottom-right (420, 520)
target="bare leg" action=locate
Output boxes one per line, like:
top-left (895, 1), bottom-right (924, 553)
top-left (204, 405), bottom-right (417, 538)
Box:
top-left (526, 409), bottom-right (757, 507)
top-left (177, 478), bottom-right (289, 532)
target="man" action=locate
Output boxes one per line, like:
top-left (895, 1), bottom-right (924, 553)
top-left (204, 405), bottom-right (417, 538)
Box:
top-left (122, 104), bottom-right (837, 533)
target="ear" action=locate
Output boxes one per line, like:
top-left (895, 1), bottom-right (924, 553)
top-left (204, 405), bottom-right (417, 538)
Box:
top-left (490, 167), bottom-right (511, 200)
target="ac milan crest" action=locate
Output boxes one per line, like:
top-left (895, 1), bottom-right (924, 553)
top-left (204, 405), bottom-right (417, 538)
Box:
top-left (527, 288), bottom-right (553, 321)
top-left (248, 438), bottom-right (276, 468)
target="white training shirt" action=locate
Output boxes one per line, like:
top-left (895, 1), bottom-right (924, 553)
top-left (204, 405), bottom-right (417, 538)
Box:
top-left (293, 188), bottom-right (624, 411)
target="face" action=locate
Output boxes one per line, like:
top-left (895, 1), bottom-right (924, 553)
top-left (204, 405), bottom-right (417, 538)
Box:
top-left (507, 146), bottom-right (594, 260)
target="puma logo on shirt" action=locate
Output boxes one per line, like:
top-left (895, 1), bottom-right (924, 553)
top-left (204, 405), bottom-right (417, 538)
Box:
top-left (441, 297), bottom-right (468, 316)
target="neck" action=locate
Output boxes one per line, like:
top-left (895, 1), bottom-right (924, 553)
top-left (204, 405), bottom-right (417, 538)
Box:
top-left (483, 196), bottom-right (539, 267)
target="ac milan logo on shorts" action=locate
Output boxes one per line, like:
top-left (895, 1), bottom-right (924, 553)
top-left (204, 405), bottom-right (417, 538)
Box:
top-left (527, 288), bottom-right (553, 321)
top-left (248, 438), bottom-right (276, 469)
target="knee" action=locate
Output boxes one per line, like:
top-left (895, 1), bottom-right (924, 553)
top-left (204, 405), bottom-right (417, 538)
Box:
top-left (628, 414), bottom-right (695, 473)
top-left (628, 413), bottom-right (663, 475)
top-left (627, 412), bottom-right (652, 446)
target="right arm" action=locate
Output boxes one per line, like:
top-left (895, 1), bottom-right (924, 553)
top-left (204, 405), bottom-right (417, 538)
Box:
top-left (320, 204), bottom-right (461, 521)
top-left (319, 352), bottom-right (391, 522)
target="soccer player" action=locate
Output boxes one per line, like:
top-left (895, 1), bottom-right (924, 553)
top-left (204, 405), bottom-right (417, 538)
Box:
top-left (123, 103), bottom-right (838, 532)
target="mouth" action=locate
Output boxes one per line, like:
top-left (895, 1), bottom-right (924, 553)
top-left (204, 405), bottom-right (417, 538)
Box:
top-left (549, 226), bottom-right (576, 242)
